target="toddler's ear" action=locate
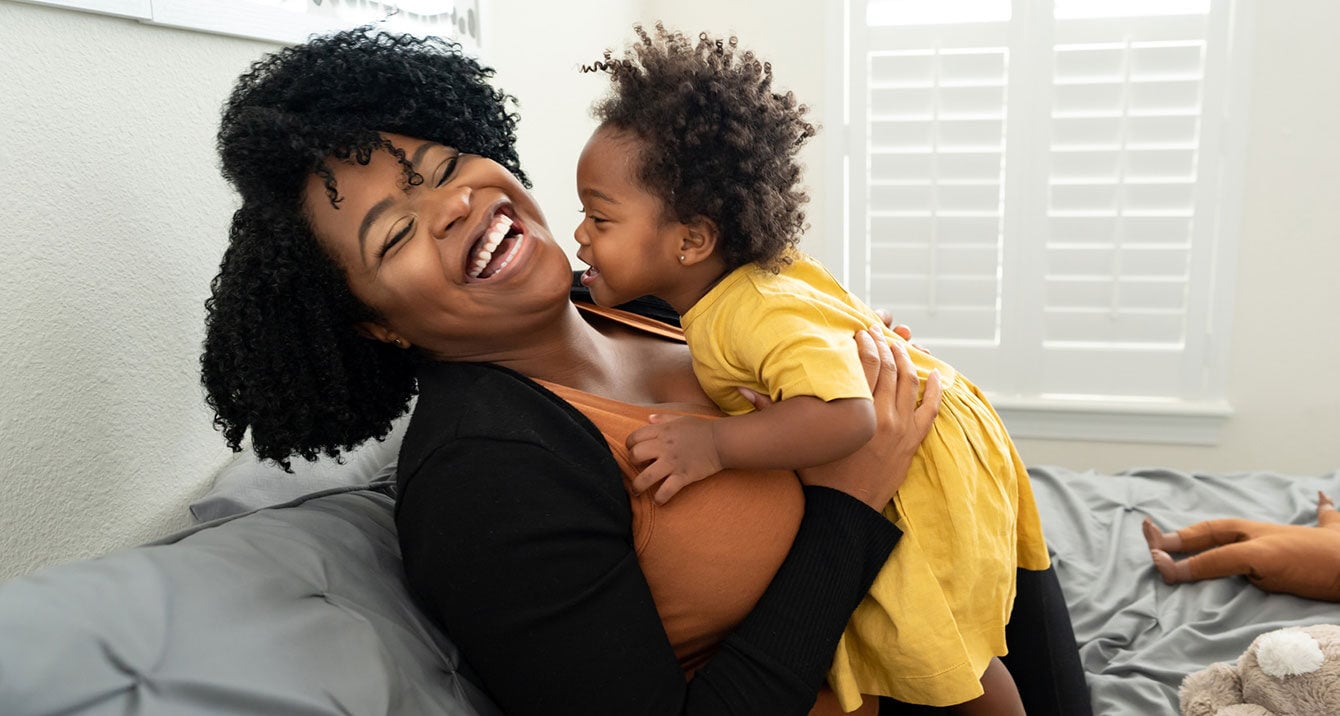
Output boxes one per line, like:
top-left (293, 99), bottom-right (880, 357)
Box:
top-left (679, 216), bottom-right (719, 263)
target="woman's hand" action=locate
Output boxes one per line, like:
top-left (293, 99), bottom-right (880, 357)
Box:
top-left (804, 326), bottom-right (941, 508)
top-left (740, 325), bottom-right (941, 510)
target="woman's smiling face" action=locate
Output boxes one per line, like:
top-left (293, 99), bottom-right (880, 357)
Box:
top-left (303, 133), bottom-right (575, 361)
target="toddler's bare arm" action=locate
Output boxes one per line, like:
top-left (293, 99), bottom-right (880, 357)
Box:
top-left (626, 396), bottom-right (876, 504)
top-left (714, 396), bottom-right (876, 471)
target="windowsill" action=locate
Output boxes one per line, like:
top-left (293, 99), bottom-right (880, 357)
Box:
top-left (989, 397), bottom-right (1233, 445)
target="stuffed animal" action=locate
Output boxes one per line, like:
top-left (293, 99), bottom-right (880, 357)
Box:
top-left (1143, 491), bottom-right (1340, 601)
top-left (1180, 624), bottom-right (1340, 716)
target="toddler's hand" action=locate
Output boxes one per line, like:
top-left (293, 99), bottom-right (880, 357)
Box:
top-left (875, 309), bottom-right (932, 355)
top-left (625, 415), bottom-right (723, 504)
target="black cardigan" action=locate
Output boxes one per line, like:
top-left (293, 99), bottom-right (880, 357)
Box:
top-left (393, 354), bottom-right (901, 716)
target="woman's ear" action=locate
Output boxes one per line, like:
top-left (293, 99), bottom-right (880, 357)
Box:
top-left (679, 217), bottom-right (719, 266)
top-left (356, 322), bottom-right (410, 349)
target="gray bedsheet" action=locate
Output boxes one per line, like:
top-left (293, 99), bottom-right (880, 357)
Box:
top-left (1028, 465), bottom-right (1340, 716)
top-left (5, 464), bottom-right (1337, 716)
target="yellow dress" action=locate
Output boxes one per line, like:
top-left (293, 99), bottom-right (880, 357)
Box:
top-left (679, 254), bottom-right (1051, 711)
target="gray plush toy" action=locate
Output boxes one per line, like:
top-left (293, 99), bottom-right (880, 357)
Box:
top-left (1180, 624), bottom-right (1340, 716)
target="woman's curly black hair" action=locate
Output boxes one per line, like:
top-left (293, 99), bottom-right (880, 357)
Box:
top-left (585, 24), bottom-right (816, 271)
top-left (202, 29), bottom-right (527, 469)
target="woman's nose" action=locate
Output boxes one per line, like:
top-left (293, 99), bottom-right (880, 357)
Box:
top-left (423, 184), bottom-right (472, 240)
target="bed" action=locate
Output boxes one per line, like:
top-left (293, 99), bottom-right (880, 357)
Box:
top-left (1028, 464), bottom-right (1340, 715)
top-left (1, 423), bottom-right (1336, 715)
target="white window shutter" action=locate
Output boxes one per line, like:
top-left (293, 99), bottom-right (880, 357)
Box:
top-left (1037, 13), bottom-right (1216, 399)
top-left (851, 18), bottom-right (1014, 386)
top-left (848, 0), bottom-right (1241, 411)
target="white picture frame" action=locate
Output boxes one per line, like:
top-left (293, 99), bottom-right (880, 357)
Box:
top-left (14, 0), bottom-right (485, 55)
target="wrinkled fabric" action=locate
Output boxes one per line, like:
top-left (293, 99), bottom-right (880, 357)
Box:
top-left (1029, 465), bottom-right (1340, 716)
top-left (0, 488), bottom-right (499, 716)
top-left (681, 254), bottom-right (1050, 709)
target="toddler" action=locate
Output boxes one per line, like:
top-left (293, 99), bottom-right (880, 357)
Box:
top-left (576, 24), bottom-right (1050, 714)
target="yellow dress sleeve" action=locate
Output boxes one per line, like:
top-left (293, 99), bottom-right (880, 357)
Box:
top-left (727, 293), bottom-right (873, 405)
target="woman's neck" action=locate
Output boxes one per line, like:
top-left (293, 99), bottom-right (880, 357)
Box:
top-left (490, 300), bottom-right (709, 408)
top-left (486, 301), bottom-right (649, 400)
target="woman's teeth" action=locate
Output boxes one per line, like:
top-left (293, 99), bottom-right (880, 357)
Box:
top-left (468, 214), bottom-right (514, 279)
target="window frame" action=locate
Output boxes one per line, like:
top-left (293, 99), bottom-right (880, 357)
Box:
top-left (823, 0), bottom-right (1253, 445)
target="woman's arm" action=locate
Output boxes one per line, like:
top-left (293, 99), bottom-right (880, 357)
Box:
top-left (795, 329), bottom-right (941, 511)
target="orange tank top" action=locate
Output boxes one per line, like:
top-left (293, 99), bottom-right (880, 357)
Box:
top-left (539, 303), bottom-right (875, 716)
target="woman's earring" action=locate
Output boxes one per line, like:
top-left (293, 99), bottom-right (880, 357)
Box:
top-left (393, 338), bottom-right (405, 348)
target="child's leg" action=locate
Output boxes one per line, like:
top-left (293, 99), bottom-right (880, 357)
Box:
top-left (1142, 517), bottom-right (1183, 551)
top-left (1184, 539), bottom-right (1282, 581)
top-left (1150, 548), bottom-right (1193, 583)
top-left (1179, 518), bottom-right (1294, 551)
top-left (1150, 517), bottom-right (1286, 553)
top-left (1153, 538), bottom-right (1279, 584)
top-left (1146, 517), bottom-right (1292, 583)
top-left (947, 658), bottom-right (1025, 716)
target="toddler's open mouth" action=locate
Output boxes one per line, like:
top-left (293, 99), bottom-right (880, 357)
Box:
top-left (579, 265), bottom-right (601, 286)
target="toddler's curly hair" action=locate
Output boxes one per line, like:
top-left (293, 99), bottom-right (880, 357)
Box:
top-left (585, 24), bottom-right (816, 271)
top-left (203, 28), bottom-right (525, 468)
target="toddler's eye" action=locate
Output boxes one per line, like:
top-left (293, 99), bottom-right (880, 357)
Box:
top-left (578, 209), bottom-right (607, 225)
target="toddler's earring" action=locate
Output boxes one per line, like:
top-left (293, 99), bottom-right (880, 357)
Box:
top-left (679, 255), bottom-right (686, 262)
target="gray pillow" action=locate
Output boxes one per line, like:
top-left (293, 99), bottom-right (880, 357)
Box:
top-left (0, 487), bottom-right (500, 716)
top-left (190, 414), bottom-right (408, 523)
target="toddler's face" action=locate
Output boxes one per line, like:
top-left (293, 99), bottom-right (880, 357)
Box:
top-left (573, 126), bottom-right (688, 307)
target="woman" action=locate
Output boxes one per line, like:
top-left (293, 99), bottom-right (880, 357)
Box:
top-left (202, 29), bottom-right (1088, 715)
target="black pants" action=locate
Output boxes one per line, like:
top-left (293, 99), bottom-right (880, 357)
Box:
top-left (879, 566), bottom-right (1092, 716)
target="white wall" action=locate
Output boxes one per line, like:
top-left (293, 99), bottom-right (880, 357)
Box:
top-left (485, 0), bottom-right (642, 258)
top-left (0, 1), bottom-right (275, 581)
top-left (644, 0), bottom-right (1340, 476)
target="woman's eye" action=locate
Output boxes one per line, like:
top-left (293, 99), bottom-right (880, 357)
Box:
top-left (435, 155), bottom-right (460, 187)
top-left (380, 219), bottom-right (415, 258)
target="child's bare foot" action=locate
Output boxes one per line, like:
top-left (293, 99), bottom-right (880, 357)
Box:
top-left (1317, 492), bottom-right (1340, 528)
top-left (1142, 517), bottom-right (1183, 552)
top-left (1151, 549), bottom-right (1192, 584)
